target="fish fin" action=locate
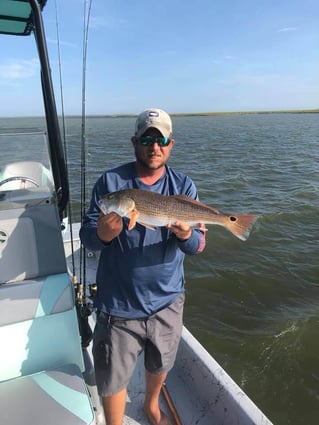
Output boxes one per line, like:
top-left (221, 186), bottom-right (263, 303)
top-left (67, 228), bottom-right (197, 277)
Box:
top-left (171, 195), bottom-right (220, 214)
top-left (171, 194), bottom-right (192, 201)
top-left (137, 221), bottom-right (156, 230)
top-left (225, 214), bottom-right (259, 241)
top-left (196, 223), bottom-right (208, 232)
top-left (128, 209), bottom-right (138, 230)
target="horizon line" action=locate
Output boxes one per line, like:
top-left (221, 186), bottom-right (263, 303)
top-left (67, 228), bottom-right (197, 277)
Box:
top-left (1, 108), bottom-right (319, 119)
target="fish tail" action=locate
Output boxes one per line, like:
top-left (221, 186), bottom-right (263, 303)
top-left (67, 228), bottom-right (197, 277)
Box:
top-left (225, 214), bottom-right (258, 241)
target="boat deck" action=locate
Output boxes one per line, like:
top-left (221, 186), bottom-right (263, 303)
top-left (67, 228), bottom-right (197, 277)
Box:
top-left (84, 333), bottom-right (214, 425)
top-left (125, 358), bottom-right (214, 425)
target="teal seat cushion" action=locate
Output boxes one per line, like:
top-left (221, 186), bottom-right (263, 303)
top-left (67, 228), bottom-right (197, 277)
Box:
top-left (0, 364), bottom-right (95, 425)
top-left (0, 273), bottom-right (84, 381)
top-left (0, 273), bottom-right (73, 326)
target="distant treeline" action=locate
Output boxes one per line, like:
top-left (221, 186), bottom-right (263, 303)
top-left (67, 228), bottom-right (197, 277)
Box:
top-left (71, 109), bottom-right (319, 119)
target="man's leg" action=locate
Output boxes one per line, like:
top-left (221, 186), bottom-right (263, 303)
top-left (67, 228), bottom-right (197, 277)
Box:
top-left (102, 388), bottom-right (127, 425)
top-left (93, 313), bottom-right (145, 425)
top-left (144, 296), bottom-right (184, 425)
top-left (144, 371), bottom-right (172, 425)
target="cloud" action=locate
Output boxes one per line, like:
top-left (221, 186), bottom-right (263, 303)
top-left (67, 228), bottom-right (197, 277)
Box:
top-left (0, 58), bottom-right (39, 79)
top-left (47, 37), bottom-right (78, 48)
top-left (89, 15), bottom-right (126, 30)
top-left (163, 49), bottom-right (177, 55)
top-left (277, 27), bottom-right (297, 33)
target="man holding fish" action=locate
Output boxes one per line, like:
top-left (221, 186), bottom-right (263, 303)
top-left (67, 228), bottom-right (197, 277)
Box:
top-left (80, 108), bottom-right (257, 425)
top-left (80, 108), bottom-right (206, 425)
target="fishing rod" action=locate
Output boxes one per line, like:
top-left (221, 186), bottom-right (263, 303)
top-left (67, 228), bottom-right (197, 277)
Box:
top-left (53, 0), bottom-right (76, 279)
top-left (54, 0), bottom-right (94, 347)
top-left (78, 0), bottom-right (95, 348)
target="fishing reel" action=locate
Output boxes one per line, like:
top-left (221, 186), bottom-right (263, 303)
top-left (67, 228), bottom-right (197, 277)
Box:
top-left (73, 278), bottom-right (96, 348)
top-left (88, 283), bottom-right (97, 300)
top-left (76, 300), bottom-right (94, 349)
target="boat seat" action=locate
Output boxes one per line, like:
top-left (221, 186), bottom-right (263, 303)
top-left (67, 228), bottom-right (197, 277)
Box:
top-left (0, 364), bottom-right (94, 425)
top-left (0, 272), bottom-right (94, 424)
top-left (0, 190), bottom-right (66, 283)
top-left (0, 273), bottom-right (84, 381)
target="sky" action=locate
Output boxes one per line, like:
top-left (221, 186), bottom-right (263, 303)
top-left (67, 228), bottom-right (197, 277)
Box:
top-left (0, 0), bottom-right (319, 116)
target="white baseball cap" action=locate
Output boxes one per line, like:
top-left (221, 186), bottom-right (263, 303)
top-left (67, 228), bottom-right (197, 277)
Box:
top-left (135, 108), bottom-right (173, 138)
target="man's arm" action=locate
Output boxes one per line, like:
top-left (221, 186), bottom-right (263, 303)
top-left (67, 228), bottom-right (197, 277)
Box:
top-left (79, 176), bottom-right (122, 250)
top-left (168, 176), bottom-right (206, 254)
top-left (168, 222), bottom-right (206, 254)
top-left (97, 212), bottom-right (123, 243)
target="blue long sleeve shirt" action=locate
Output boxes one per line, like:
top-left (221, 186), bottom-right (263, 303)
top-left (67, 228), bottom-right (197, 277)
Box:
top-left (80, 162), bottom-right (206, 318)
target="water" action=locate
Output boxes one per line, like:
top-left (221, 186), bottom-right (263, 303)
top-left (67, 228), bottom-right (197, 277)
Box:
top-left (1, 113), bottom-right (318, 424)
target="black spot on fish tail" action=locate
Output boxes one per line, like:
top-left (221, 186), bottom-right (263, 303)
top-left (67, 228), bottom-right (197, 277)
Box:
top-left (226, 214), bottom-right (258, 241)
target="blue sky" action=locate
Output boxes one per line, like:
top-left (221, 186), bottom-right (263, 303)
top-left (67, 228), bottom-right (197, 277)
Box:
top-left (1, 0), bottom-right (319, 116)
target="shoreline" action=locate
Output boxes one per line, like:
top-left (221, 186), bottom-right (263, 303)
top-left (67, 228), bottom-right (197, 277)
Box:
top-left (2, 109), bottom-right (319, 119)
top-left (69, 109), bottom-right (319, 118)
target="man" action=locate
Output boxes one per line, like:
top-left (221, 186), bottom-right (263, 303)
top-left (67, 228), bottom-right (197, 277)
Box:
top-left (80, 108), bottom-right (206, 425)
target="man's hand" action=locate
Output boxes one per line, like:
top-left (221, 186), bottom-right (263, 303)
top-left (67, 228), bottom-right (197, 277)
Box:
top-left (167, 221), bottom-right (192, 241)
top-left (97, 212), bottom-right (123, 243)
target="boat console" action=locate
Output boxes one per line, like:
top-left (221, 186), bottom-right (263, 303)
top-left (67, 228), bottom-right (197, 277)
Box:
top-left (0, 153), bottom-right (66, 282)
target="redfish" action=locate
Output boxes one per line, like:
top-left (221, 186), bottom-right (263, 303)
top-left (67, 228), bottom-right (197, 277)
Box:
top-left (99, 189), bottom-right (258, 241)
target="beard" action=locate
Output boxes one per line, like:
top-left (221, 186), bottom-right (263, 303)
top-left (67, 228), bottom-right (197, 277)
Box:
top-left (135, 149), bottom-right (167, 171)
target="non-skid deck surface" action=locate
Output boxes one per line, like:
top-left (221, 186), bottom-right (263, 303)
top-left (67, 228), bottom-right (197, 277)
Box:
top-left (124, 352), bottom-right (213, 425)
top-left (115, 354), bottom-right (173, 425)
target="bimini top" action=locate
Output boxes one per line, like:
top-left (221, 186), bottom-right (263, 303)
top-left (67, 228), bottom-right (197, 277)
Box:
top-left (0, 0), bottom-right (47, 36)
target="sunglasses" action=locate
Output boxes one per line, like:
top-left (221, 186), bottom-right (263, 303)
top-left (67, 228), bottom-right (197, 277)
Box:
top-left (138, 135), bottom-right (172, 147)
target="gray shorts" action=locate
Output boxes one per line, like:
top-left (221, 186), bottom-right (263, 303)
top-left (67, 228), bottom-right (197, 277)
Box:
top-left (92, 294), bottom-right (184, 396)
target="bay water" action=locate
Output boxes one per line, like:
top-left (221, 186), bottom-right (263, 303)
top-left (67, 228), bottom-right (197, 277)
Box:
top-left (1, 113), bottom-right (318, 424)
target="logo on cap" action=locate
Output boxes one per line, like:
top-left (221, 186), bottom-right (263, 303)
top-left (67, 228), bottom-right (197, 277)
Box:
top-left (148, 111), bottom-right (160, 117)
top-left (0, 230), bottom-right (8, 245)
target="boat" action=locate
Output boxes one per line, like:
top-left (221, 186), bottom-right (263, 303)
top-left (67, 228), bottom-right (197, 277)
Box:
top-left (0, 1), bottom-right (273, 424)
